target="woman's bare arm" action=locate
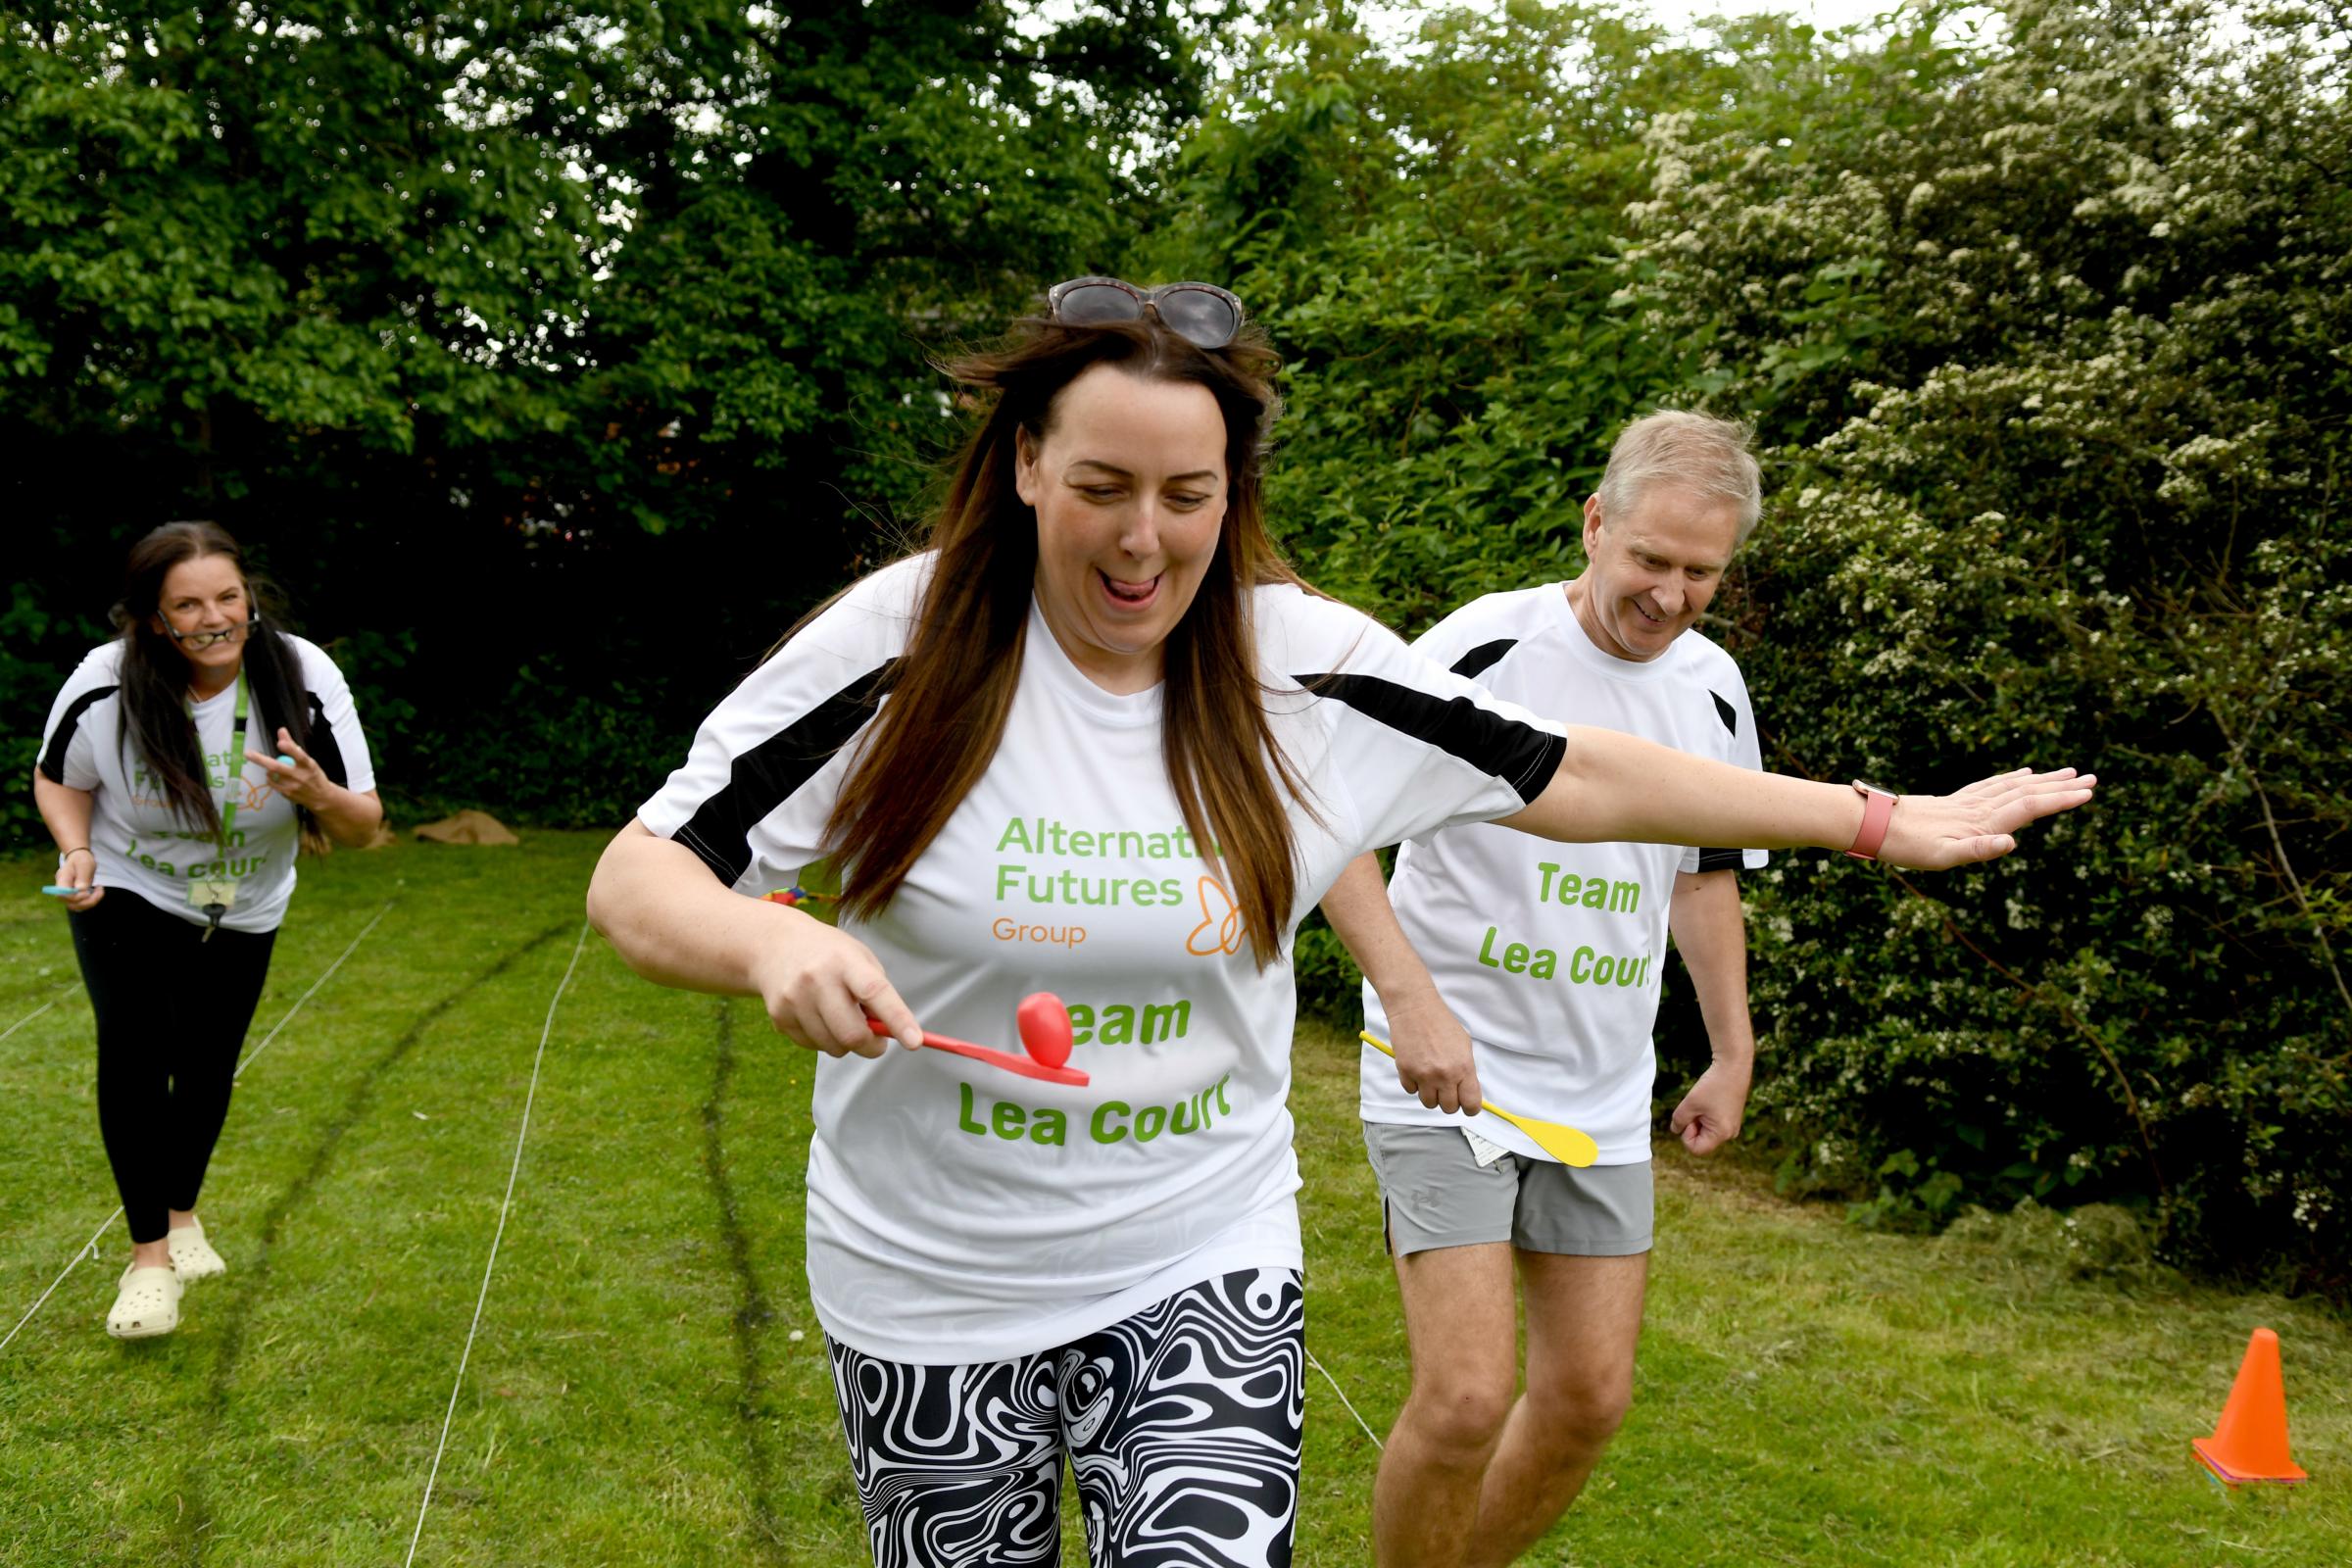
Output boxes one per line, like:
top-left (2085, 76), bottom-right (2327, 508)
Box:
top-left (1498, 729), bottom-right (2093, 868)
top-left (586, 820), bottom-right (921, 1056)
top-left (31, 771), bottom-right (103, 910)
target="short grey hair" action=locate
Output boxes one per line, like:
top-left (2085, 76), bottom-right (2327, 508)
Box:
top-left (1594, 410), bottom-right (1763, 545)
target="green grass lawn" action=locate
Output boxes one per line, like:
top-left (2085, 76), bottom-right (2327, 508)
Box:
top-left (2, 831), bottom-right (2346, 1566)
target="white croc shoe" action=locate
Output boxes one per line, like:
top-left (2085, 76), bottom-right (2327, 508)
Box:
top-left (168, 1220), bottom-right (226, 1283)
top-left (108, 1265), bottom-right (183, 1340)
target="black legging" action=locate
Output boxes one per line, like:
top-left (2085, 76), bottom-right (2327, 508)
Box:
top-left (69, 891), bottom-right (277, 1245)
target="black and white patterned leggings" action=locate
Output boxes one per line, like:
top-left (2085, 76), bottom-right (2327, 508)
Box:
top-left (828, 1268), bottom-right (1304, 1567)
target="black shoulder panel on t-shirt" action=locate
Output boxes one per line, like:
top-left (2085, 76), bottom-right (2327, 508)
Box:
top-left (1295, 671), bottom-right (1566, 806)
top-left (37, 685), bottom-right (119, 783)
top-left (303, 692), bottom-right (350, 787)
top-left (1710, 691), bottom-right (1738, 735)
top-left (673, 659), bottom-right (903, 886)
top-left (1695, 848), bottom-right (1745, 873)
top-left (1449, 639), bottom-right (1518, 681)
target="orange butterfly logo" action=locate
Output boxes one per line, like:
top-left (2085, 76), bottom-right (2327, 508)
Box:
top-left (1186, 875), bottom-right (1247, 957)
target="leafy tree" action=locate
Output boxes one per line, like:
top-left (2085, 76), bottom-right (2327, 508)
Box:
top-left (2, 1), bottom-right (1212, 833)
top-left (4, 0), bottom-right (621, 826)
top-left (1153, 1), bottom-right (1743, 631)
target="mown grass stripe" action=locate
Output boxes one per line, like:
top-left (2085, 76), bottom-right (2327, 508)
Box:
top-left (701, 998), bottom-right (793, 1567)
top-left (186, 918), bottom-right (574, 1560)
top-left (403, 922), bottom-right (591, 1568)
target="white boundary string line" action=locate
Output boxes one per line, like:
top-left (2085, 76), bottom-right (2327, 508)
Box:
top-left (233, 903), bottom-right (395, 1082)
top-left (0, 1211), bottom-right (121, 1357)
top-left (405, 922), bottom-right (590, 1568)
top-left (1307, 1346), bottom-right (1385, 1450)
top-left (0, 903), bottom-right (394, 1356)
top-left (0, 981), bottom-right (78, 1045)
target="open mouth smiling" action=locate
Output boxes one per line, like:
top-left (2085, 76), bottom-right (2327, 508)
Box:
top-left (1100, 569), bottom-right (1161, 608)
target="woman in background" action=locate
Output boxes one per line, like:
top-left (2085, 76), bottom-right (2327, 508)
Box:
top-left (33, 520), bottom-right (382, 1340)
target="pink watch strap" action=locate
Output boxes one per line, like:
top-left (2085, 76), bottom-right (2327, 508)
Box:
top-left (1845, 782), bottom-right (1895, 861)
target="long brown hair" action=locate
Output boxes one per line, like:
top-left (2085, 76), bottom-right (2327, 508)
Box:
top-left (826, 316), bottom-right (1313, 965)
top-left (112, 521), bottom-right (327, 855)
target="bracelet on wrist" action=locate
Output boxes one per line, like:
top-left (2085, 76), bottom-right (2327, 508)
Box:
top-left (1845, 781), bottom-right (1897, 861)
top-left (58, 846), bottom-right (93, 861)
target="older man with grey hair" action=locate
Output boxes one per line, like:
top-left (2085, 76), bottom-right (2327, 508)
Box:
top-left (1323, 410), bottom-right (1768, 1567)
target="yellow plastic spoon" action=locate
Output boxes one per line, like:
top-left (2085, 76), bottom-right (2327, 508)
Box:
top-left (1358, 1030), bottom-right (1600, 1167)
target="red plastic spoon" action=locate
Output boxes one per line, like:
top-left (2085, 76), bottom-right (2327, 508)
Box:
top-left (867, 992), bottom-right (1089, 1086)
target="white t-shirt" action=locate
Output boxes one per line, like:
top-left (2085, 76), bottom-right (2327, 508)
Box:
top-left (1360, 582), bottom-right (1764, 1164)
top-left (38, 636), bottom-right (378, 933)
top-left (638, 555), bottom-right (1570, 1364)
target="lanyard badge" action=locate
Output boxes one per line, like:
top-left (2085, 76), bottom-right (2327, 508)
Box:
top-left (188, 675), bottom-right (249, 941)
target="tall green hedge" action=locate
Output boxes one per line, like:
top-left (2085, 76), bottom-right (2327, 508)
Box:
top-left (1617, 0), bottom-right (2352, 1290)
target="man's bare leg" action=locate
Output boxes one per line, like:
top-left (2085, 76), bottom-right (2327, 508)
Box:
top-left (1373, 1241), bottom-right (1519, 1568)
top-left (1460, 1250), bottom-right (1647, 1568)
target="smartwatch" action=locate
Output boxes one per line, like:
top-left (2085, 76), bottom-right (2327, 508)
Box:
top-left (1846, 781), bottom-right (1897, 861)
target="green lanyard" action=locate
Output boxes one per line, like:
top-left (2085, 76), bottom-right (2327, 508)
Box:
top-left (215, 673), bottom-right (250, 849)
top-left (189, 674), bottom-right (249, 940)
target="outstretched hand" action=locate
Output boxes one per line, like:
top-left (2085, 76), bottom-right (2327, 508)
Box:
top-left (1878, 767), bottom-right (2095, 870)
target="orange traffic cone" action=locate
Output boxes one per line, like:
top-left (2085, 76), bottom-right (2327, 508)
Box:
top-left (2193, 1327), bottom-right (2308, 1485)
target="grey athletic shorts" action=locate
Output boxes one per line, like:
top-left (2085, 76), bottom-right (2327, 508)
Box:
top-left (1363, 1121), bottom-right (1653, 1258)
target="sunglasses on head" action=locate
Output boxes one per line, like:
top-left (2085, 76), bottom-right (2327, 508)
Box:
top-left (1047, 276), bottom-right (1246, 350)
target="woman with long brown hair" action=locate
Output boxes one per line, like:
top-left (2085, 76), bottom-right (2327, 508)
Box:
top-left (588, 280), bottom-right (2091, 1566)
top-left (33, 521), bottom-right (382, 1340)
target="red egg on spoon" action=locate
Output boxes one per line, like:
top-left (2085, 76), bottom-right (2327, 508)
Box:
top-left (866, 992), bottom-right (1087, 1086)
top-left (1016, 992), bottom-right (1074, 1068)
